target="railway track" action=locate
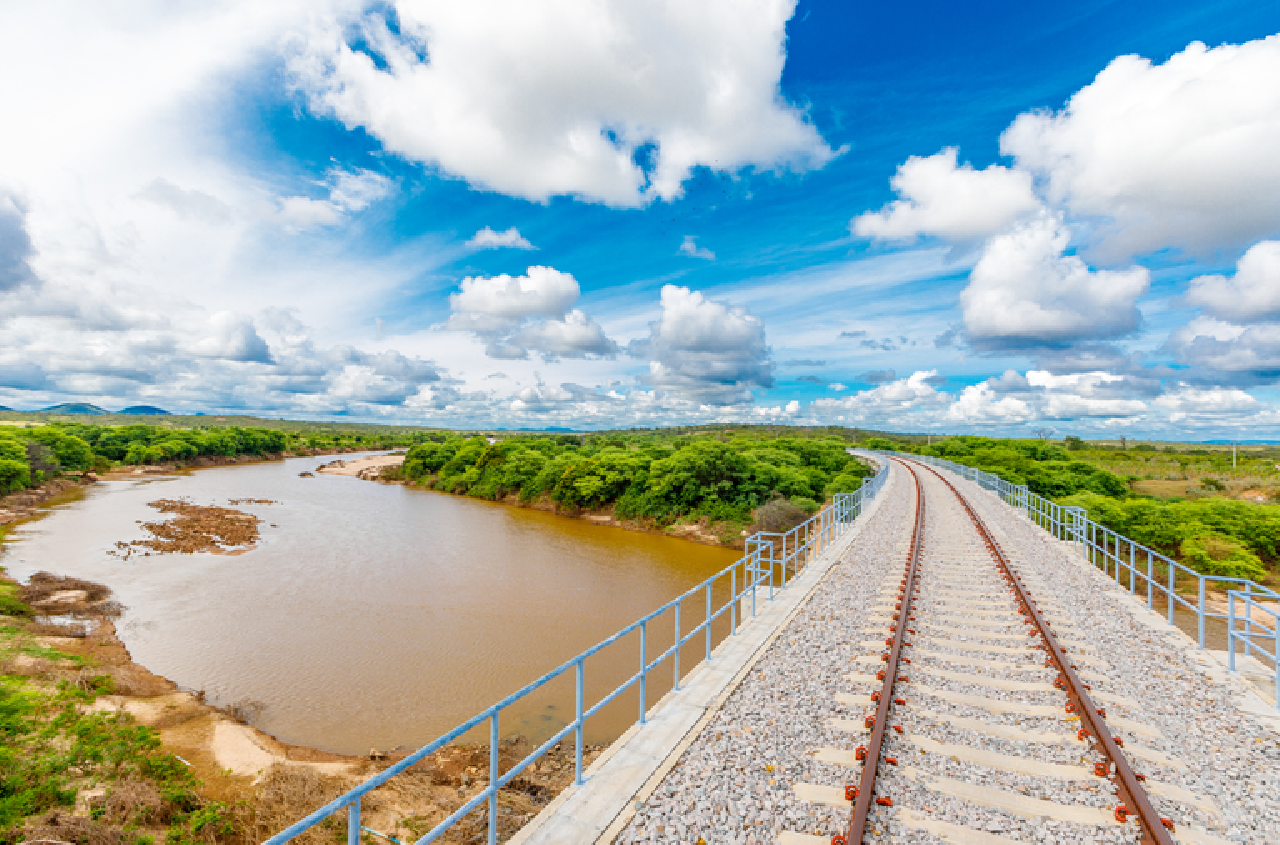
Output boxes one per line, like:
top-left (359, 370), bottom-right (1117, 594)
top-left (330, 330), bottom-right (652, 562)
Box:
top-left (619, 456), bottom-right (1265, 845)
top-left (801, 458), bottom-right (1225, 844)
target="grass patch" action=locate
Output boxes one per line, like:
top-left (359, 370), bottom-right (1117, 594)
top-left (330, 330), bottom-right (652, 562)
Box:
top-left (0, 572), bottom-right (235, 845)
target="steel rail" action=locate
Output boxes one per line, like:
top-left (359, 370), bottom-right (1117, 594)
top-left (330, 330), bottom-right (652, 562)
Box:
top-left (835, 458), bottom-right (925, 845)
top-left (908, 458), bottom-right (1175, 845)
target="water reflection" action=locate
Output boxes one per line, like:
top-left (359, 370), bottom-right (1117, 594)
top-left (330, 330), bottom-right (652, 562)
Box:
top-left (1, 455), bottom-right (738, 755)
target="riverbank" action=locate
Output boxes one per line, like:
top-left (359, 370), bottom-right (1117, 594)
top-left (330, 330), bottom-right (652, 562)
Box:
top-left (0, 563), bottom-right (606, 844)
top-left (0, 453), bottom-right (642, 843)
top-left (322, 452), bottom-right (747, 548)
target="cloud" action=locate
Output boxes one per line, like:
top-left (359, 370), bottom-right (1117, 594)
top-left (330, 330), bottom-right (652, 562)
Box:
top-left (796, 375), bottom-right (822, 384)
top-left (810, 370), bottom-right (949, 423)
top-left (828, 383), bottom-right (847, 391)
top-left (859, 337), bottom-right (899, 351)
top-left (510, 309), bottom-right (620, 359)
top-left (0, 191), bottom-right (36, 291)
top-left (852, 147), bottom-right (1040, 242)
top-left (446, 265), bottom-right (617, 360)
top-left (1164, 317), bottom-right (1280, 383)
top-left (278, 167), bottom-right (393, 232)
top-left (754, 399), bottom-right (800, 418)
top-left (679, 235), bottom-right (715, 260)
top-left (287, 1), bottom-right (837, 207)
top-left (1001, 35), bottom-right (1280, 258)
top-left (839, 329), bottom-right (867, 339)
top-left (187, 311), bottom-right (273, 363)
top-left (449, 266), bottom-right (581, 321)
top-left (933, 326), bottom-right (959, 348)
top-left (466, 226), bottom-right (536, 250)
top-left (509, 382), bottom-right (618, 414)
top-left (136, 179), bottom-right (233, 224)
top-left (1186, 240), bottom-right (1280, 323)
top-left (1153, 385), bottom-right (1267, 421)
top-left (782, 359), bottom-right (825, 367)
top-left (1023, 370), bottom-right (1150, 419)
top-left (637, 284), bottom-right (773, 404)
top-left (960, 213), bottom-right (1149, 348)
top-left (858, 369), bottom-right (897, 384)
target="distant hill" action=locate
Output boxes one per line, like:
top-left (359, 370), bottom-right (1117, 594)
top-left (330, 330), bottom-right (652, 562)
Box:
top-left (118, 405), bottom-right (170, 415)
top-left (41, 403), bottom-right (108, 415)
top-left (0, 406), bottom-right (10, 412)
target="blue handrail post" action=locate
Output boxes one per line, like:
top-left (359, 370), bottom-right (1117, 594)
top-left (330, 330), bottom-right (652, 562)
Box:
top-left (574, 659), bottom-right (584, 785)
top-left (704, 584), bottom-right (712, 661)
top-left (1228, 593), bottom-right (1237, 672)
top-left (673, 602), bottom-right (681, 691)
top-left (639, 622), bottom-right (647, 724)
top-left (1168, 561), bottom-right (1176, 624)
top-left (730, 566), bottom-right (737, 635)
top-left (1152, 547), bottom-right (1162, 606)
top-left (348, 798), bottom-right (360, 845)
top-left (1198, 577), bottom-right (1206, 649)
top-left (750, 550), bottom-right (758, 617)
top-left (488, 712), bottom-right (499, 845)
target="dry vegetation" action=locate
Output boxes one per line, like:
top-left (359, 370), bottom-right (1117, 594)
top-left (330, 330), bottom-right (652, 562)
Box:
top-left (110, 499), bottom-right (264, 559)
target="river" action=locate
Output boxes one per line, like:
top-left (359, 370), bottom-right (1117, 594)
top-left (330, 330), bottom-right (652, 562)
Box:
top-left (0, 454), bottom-right (740, 755)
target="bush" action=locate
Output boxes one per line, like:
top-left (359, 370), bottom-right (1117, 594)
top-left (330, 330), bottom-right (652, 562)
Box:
top-left (0, 459), bottom-right (30, 495)
top-left (1061, 491), bottom-right (1279, 579)
top-left (790, 497), bottom-right (820, 515)
top-left (751, 497), bottom-right (809, 535)
top-left (1179, 533), bottom-right (1265, 580)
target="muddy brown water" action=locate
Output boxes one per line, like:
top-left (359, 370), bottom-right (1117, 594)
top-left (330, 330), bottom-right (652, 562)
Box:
top-left (1, 454), bottom-right (740, 755)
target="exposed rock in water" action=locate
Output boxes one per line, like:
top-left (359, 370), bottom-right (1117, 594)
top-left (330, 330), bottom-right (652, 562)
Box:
top-left (110, 499), bottom-right (262, 559)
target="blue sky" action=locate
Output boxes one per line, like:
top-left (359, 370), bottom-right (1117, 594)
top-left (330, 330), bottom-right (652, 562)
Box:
top-left (2, 1), bottom-right (1280, 437)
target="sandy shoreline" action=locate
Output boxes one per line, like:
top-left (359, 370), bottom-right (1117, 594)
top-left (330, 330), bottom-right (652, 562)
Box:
top-left (315, 452), bottom-right (405, 477)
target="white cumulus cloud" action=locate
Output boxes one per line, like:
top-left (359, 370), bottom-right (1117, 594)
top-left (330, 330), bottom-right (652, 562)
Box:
top-left (466, 226), bottom-right (536, 250)
top-left (287, 0), bottom-right (837, 207)
top-left (449, 266), bottom-right (581, 321)
top-left (1186, 240), bottom-right (1280, 323)
top-left (852, 147), bottom-right (1040, 242)
top-left (637, 285), bottom-right (773, 404)
top-left (1001, 35), bottom-right (1280, 258)
top-left (446, 266), bottom-right (617, 360)
top-left (960, 214), bottom-right (1150, 348)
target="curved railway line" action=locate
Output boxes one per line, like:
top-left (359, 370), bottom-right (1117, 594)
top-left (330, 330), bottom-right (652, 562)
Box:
top-left (618, 455), bottom-right (1274, 845)
top-left (833, 457), bottom-right (1177, 844)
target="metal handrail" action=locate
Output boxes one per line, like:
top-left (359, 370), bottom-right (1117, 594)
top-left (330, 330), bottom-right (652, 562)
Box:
top-left (881, 450), bottom-right (1279, 708)
top-left (266, 455), bottom-right (890, 845)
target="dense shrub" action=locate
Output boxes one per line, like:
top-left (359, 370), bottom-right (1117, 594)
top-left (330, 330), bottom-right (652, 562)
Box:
top-left (751, 497), bottom-right (811, 535)
top-left (1060, 491), bottom-right (1276, 580)
top-left (398, 432), bottom-right (873, 530)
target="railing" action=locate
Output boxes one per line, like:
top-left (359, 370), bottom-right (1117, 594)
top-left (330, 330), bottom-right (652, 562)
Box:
top-left (266, 455), bottom-right (890, 845)
top-left (885, 451), bottom-right (1280, 707)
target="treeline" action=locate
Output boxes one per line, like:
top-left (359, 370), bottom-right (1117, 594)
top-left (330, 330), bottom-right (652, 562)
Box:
top-left (399, 432), bottom-right (873, 528)
top-left (869, 435), bottom-right (1129, 499)
top-left (0, 422), bottom-right (424, 496)
top-left (869, 434), bottom-right (1277, 581)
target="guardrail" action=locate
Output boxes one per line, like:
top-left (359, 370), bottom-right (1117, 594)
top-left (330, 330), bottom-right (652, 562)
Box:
top-left (266, 454), bottom-right (890, 845)
top-left (884, 451), bottom-right (1279, 707)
